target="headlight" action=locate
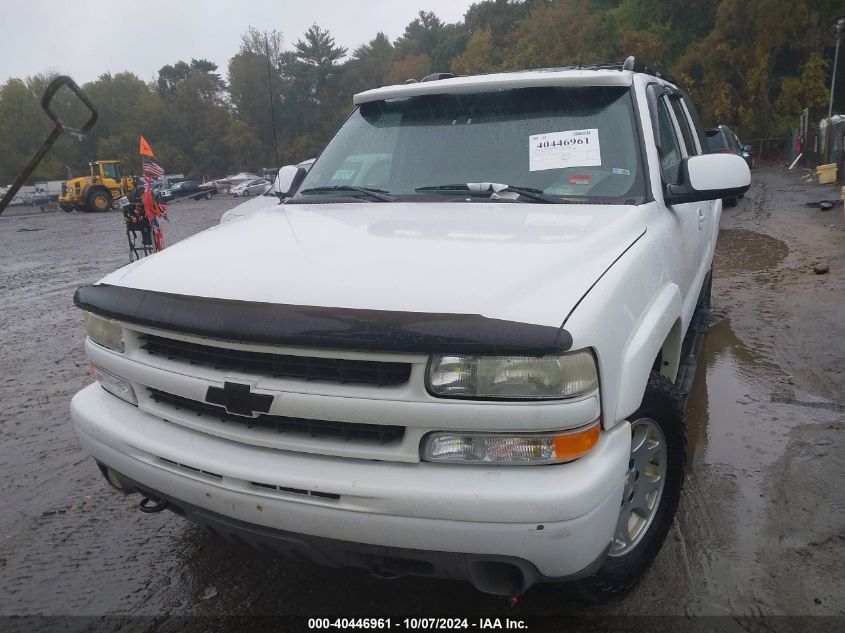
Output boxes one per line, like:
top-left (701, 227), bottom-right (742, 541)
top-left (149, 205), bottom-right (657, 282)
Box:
top-left (427, 350), bottom-right (598, 399)
top-left (422, 421), bottom-right (600, 465)
top-left (85, 312), bottom-right (124, 352)
top-left (90, 363), bottom-right (137, 405)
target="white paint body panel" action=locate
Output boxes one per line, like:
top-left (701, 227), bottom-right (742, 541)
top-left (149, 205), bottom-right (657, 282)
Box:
top-left (72, 384), bottom-right (628, 577)
top-left (354, 68), bottom-right (636, 104)
top-left (102, 202), bottom-right (646, 329)
top-left (219, 194), bottom-right (279, 223)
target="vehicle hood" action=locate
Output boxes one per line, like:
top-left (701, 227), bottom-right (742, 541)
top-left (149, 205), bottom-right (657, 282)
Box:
top-left (220, 195), bottom-right (279, 222)
top-left (100, 202), bottom-right (646, 328)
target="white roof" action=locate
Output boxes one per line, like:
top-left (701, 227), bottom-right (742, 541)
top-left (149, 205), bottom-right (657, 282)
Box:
top-left (354, 68), bottom-right (637, 104)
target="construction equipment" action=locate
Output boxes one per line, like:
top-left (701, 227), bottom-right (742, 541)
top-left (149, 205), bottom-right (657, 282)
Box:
top-left (59, 160), bottom-right (136, 212)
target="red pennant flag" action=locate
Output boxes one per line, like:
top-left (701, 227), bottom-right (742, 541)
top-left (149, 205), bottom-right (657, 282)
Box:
top-left (139, 136), bottom-right (154, 158)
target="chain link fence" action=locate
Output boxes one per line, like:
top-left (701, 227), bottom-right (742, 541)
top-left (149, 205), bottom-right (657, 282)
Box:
top-left (744, 137), bottom-right (790, 167)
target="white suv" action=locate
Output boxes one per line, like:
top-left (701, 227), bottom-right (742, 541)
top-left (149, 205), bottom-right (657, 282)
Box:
top-left (70, 59), bottom-right (749, 599)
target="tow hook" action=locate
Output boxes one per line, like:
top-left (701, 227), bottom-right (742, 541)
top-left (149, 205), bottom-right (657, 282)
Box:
top-left (138, 496), bottom-right (169, 513)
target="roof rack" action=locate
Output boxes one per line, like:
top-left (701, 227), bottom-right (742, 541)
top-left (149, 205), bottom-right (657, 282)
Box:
top-left (399, 56), bottom-right (675, 88)
top-left (553, 56), bottom-right (675, 84)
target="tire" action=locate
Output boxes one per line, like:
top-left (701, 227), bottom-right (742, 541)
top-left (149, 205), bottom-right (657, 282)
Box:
top-left (243, 190), bottom-right (249, 197)
top-left (577, 373), bottom-right (686, 602)
top-left (205, 191), bottom-right (212, 200)
top-left (61, 205), bottom-right (74, 213)
top-left (86, 189), bottom-right (111, 213)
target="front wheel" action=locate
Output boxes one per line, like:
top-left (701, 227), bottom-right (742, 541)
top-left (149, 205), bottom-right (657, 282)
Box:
top-left (578, 373), bottom-right (686, 601)
top-left (242, 190), bottom-right (249, 197)
top-left (86, 190), bottom-right (111, 213)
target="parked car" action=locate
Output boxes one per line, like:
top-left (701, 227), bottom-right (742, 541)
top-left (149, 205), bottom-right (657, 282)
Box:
top-left (705, 125), bottom-right (751, 205)
top-left (167, 180), bottom-right (216, 201)
top-left (136, 182), bottom-right (171, 203)
top-left (230, 179), bottom-right (270, 197)
top-left (220, 159), bottom-right (315, 224)
top-left (71, 61), bottom-right (749, 600)
top-left (738, 138), bottom-right (754, 169)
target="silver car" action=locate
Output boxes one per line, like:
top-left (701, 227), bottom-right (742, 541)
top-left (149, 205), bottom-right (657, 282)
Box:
top-left (231, 179), bottom-right (270, 197)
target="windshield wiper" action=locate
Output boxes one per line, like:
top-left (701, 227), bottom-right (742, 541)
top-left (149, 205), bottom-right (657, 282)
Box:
top-left (414, 183), bottom-right (571, 204)
top-left (299, 185), bottom-right (394, 202)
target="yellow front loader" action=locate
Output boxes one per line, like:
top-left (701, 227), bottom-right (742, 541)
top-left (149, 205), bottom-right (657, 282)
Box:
top-left (59, 160), bottom-right (136, 212)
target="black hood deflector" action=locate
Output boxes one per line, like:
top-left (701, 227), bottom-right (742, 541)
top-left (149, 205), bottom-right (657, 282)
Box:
top-left (74, 284), bottom-right (573, 355)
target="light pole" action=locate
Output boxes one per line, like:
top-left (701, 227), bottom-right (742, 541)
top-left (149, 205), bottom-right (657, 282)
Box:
top-left (265, 32), bottom-right (280, 169)
top-left (829, 18), bottom-right (844, 119)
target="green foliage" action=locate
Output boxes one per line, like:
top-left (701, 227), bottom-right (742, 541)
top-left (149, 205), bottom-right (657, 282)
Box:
top-left (503, 0), bottom-right (605, 69)
top-left (385, 54), bottom-right (432, 85)
top-left (395, 11), bottom-right (445, 58)
top-left (451, 28), bottom-right (496, 75)
top-left (0, 0), bottom-right (841, 184)
top-left (344, 32), bottom-right (397, 93)
top-left (431, 24), bottom-right (471, 72)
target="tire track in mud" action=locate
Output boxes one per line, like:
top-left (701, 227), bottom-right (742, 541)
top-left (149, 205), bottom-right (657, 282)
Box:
top-left (0, 201), bottom-right (234, 616)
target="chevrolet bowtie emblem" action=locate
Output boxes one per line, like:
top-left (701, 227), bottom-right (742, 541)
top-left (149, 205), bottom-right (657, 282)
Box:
top-left (205, 381), bottom-right (273, 417)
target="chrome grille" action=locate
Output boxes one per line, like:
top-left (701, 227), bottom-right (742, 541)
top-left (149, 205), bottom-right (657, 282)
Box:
top-left (148, 388), bottom-right (405, 445)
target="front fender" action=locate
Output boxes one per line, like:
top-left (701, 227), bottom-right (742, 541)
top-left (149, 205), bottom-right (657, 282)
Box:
top-left (613, 283), bottom-right (682, 422)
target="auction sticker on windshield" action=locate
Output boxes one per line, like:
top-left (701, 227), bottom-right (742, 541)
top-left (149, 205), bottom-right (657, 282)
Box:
top-left (529, 128), bottom-right (601, 171)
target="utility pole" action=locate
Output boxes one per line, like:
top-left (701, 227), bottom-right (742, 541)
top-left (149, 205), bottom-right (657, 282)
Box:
top-left (265, 32), bottom-right (280, 169)
top-left (829, 18), bottom-right (844, 119)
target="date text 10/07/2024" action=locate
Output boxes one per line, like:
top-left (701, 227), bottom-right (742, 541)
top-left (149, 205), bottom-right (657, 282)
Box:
top-left (307, 618), bottom-right (529, 630)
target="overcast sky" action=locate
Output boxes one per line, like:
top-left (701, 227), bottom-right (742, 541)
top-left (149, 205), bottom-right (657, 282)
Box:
top-left (0, 0), bottom-right (477, 86)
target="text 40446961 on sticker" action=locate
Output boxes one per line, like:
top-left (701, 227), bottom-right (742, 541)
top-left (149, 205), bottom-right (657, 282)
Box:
top-left (529, 128), bottom-right (601, 172)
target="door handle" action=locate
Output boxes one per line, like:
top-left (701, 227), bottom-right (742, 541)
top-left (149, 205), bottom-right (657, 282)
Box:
top-left (697, 207), bottom-right (705, 230)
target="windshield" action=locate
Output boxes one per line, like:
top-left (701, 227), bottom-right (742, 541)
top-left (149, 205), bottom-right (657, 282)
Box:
top-left (101, 162), bottom-right (121, 180)
top-left (297, 86), bottom-right (646, 202)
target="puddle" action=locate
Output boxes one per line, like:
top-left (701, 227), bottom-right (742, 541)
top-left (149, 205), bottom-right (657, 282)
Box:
top-left (715, 229), bottom-right (789, 274)
top-left (685, 319), bottom-right (789, 469)
top-left (681, 318), bottom-right (822, 612)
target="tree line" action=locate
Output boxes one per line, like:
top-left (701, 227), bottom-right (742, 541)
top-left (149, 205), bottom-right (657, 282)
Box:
top-left (0, 0), bottom-right (840, 184)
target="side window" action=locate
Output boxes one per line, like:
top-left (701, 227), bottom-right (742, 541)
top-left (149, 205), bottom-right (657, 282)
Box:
top-left (656, 98), bottom-right (683, 185)
top-left (670, 97), bottom-right (698, 156)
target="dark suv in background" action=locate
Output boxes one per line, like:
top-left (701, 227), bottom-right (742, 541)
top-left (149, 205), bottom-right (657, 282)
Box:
top-left (706, 125), bottom-right (752, 206)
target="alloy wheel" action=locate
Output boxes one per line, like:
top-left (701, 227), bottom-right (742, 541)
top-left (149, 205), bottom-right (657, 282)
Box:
top-left (608, 417), bottom-right (668, 557)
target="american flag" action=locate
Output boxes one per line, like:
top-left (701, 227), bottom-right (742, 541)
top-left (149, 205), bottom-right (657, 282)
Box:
top-left (142, 157), bottom-right (164, 179)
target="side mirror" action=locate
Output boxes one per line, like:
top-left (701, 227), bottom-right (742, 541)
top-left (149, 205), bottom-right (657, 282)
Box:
top-left (742, 144), bottom-right (753, 153)
top-left (274, 165), bottom-right (307, 198)
top-left (664, 154), bottom-right (750, 206)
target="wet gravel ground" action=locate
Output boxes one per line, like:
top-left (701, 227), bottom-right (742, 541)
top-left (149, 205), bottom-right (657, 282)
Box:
top-left (1, 171), bottom-right (843, 630)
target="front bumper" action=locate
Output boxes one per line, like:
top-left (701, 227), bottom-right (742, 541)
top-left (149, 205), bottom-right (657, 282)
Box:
top-left (71, 384), bottom-right (630, 592)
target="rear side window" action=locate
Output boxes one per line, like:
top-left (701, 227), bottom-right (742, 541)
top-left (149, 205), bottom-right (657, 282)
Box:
top-left (730, 133), bottom-right (742, 151)
top-left (705, 129), bottom-right (728, 152)
top-left (670, 97), bottom-right (698, 155)
top-left (656, 99), bottom-right (683, 184)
